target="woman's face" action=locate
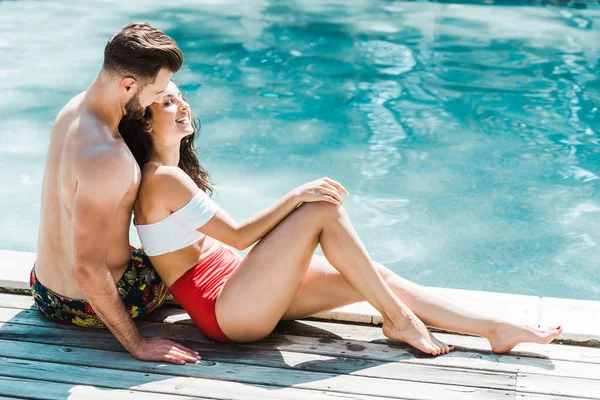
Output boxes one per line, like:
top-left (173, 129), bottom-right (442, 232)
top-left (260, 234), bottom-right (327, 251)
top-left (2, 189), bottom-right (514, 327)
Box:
top-left (146, 81), bottom-right (194, 140)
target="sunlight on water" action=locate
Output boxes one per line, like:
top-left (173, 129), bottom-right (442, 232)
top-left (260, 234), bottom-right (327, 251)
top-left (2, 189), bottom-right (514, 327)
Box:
top-left (1, 0), bottom-right (599, 300)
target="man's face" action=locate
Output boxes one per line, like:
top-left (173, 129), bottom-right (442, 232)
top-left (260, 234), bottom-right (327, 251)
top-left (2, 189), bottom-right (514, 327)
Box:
top-left (124, 68), bottom-right (173, 120)
top-left (124, 92), bottom-right (145, 120)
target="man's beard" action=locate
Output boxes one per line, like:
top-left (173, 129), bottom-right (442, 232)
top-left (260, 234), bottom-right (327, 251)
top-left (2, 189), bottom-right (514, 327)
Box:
top-left (124, 93), bottom-right (146, 120)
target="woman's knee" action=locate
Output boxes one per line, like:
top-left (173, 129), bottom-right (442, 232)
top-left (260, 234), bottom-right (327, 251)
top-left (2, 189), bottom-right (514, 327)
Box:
top-left (295, 201), bottom-right (346, 222)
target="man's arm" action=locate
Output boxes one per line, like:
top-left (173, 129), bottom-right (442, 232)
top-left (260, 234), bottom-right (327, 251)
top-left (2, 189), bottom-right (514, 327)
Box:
top-left (70, 147), bottom-right (199, 364)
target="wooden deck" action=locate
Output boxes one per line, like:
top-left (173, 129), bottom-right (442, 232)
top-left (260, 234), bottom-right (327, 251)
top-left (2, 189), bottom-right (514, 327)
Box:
top-left (0, 292), bottom-right (599, 400)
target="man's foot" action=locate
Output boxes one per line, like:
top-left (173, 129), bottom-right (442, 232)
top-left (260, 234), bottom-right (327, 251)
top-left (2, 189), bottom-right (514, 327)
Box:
top-left (487, 322), bottom-right (563, 353)
top-left (382, 314), bottom-right (453, 356)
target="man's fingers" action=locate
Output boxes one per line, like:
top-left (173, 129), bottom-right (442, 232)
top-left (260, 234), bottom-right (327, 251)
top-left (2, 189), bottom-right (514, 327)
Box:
top-left (131, 337), bottom-right (201, 365)
top-left (169, 342), bottom-right (200, 357)
top-left (168, 346), bottom-right (200, 362)
top-left (164, 354), bottom-right (186, 365)
top-left (323, 177), bottom-right (349, 195)
top-left (171, 351), bottom-right (199, 363)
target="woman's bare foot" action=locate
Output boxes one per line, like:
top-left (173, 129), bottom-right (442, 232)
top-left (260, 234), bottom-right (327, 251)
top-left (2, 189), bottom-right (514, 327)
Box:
top-left (487, 322), bottom-right (563, 353)
top-left (382, 313), bottom-right (453, 356)
top-left (429, 331), bottom-right (454, 355)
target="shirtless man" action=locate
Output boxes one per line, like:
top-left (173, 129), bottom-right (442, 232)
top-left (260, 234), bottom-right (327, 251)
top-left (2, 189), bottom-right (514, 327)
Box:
top-left (31, 23), bottom-right (200, 365)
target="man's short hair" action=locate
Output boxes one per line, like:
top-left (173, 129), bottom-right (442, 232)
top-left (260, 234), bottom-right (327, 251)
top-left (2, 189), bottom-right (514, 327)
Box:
top-left (103, 22), bottom-right (183, 84)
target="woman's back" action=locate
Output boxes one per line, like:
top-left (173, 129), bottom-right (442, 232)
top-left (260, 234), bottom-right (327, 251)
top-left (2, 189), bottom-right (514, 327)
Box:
top-left (134, 163), bottom-right (221, 286)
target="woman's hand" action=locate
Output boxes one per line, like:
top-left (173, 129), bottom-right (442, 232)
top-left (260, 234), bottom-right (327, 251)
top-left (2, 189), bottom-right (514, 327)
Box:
top-left (293, 177), bottom-right (349, 206)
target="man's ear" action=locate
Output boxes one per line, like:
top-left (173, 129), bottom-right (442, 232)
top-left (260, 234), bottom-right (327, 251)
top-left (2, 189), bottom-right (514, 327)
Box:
top-left (120, 77), bottom-right (137, 94)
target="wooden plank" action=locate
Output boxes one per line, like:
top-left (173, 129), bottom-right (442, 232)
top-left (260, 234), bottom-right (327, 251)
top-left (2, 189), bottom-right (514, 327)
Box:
top-left (0, 293), bottom-right (33, 310)
top-left (517, 373), bottom-right (600, 399)
top-left (0, 251), bottom-right (35, 291)
top-left (0, 338), bottom-right (515, 392)
top-left (1, 298), bottom-right (598, 399)
top-left (0, 322), bottom-right (598, 400)
top-left (540, 297), bottom-right (600, 345)
top-left (0, 355), bottom-right (510, 400)
top-left (0, 375), bottom-right (203, 399)
top-left (0, 370), bottom-right (342, 400)
top-left (0, 347), bottom-right (592, 400)
top-left (0, 336), bottom-right (515, 400)
top-left (519, 394), bottom-right (598, 400)
top-left (0, 305), bottom-right (599, 384)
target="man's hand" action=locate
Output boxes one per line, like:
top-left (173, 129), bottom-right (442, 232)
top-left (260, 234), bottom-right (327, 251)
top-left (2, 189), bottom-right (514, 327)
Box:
top-left (131, 337), bottom-right (201, 365)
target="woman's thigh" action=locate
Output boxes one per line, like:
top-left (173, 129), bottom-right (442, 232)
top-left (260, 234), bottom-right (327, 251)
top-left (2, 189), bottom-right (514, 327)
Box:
top-left (215, 202), bottom-right (334, 342)
top-left (281, 254), bottom-right (365, 320)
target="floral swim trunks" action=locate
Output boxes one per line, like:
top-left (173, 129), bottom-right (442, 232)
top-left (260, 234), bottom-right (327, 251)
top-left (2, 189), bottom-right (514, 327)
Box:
top-left (30, 247), bottom-right (169, 328)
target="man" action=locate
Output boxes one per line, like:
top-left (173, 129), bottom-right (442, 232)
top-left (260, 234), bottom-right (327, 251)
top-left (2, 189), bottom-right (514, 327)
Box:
top-left (31, 23), bottom-right (199, 365)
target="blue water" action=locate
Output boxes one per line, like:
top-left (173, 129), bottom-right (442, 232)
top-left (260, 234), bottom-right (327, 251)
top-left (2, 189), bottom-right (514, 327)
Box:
top-left (1, 1), bottom-right (599, 300)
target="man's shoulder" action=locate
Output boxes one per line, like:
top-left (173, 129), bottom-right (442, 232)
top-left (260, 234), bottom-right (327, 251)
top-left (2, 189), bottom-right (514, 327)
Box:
top-left (74, 137), bottom-right (133, 164)
top-left (74, 141), bottom-right (136, 183)
top-left (55, 91), bottom-right (87, 123)
top-left (71, 123), bottom-right (137, 191)
top-left (73, 149), bottom-right (138, 202)
top-left (69, 117), bottom-right (134, 171)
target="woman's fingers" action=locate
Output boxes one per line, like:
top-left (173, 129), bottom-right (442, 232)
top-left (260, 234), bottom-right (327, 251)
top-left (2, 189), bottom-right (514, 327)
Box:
top-left (322, 195), bottom-right (341, 205)
top-left (323, 177), bottom-right (349, 195)
top-left (321, 183), bottom-right (344, 204)
top-left (320, 188), bottom-right (344, 204)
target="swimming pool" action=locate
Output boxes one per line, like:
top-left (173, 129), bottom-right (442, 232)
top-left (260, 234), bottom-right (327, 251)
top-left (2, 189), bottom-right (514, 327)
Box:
top-left (1, 0), bottom-right (599, 300)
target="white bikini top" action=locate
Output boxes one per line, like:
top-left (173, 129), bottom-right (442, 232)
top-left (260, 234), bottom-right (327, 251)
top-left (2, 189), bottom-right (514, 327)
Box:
top-left (135, 190), bottom-right (219, 256)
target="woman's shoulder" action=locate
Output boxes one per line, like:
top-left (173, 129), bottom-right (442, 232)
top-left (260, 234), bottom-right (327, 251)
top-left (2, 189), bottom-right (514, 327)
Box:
top-left (140, 164), bottom-right (198, 211)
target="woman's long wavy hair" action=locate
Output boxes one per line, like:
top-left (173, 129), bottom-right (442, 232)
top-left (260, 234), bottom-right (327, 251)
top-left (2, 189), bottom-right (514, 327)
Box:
top-left (118, 99), bottom-right (213, 195)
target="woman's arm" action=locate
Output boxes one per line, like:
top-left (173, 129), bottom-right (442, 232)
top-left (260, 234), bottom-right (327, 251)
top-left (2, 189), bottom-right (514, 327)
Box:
top-left (203, 176), bottom-right (349, 250)
top-left (156, 167), bottom-right (348, 251)
top-left (206, 190), bottom-right (300, 251)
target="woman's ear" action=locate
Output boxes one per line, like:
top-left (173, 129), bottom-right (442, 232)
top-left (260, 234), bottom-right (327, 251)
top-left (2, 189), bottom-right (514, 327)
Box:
top-left (142, 119), bottom-right (153, 133)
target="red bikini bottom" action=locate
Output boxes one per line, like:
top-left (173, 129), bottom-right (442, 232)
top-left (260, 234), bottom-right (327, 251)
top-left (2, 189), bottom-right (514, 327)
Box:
top-left (168, 246), bottom-right (241, 343)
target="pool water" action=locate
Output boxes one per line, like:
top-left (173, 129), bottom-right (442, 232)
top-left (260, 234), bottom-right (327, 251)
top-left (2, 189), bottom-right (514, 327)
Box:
top-left (1, 0), bottom-right (599, 300)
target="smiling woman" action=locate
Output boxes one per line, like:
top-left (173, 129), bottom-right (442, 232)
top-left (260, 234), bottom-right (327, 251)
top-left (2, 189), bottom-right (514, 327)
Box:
top-left (119, 83), bottom-right (213, 193)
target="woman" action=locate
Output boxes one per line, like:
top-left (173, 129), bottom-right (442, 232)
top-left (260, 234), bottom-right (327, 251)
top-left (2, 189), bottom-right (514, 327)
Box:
top-left (119, 81), bottom-right (562, 360)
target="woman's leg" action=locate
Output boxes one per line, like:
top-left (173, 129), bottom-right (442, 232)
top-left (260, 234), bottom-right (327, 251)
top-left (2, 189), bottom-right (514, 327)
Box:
top-left (283, 256), bottom-right (563, 353)
top-left (216, 202), bottom-right (448, 355)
